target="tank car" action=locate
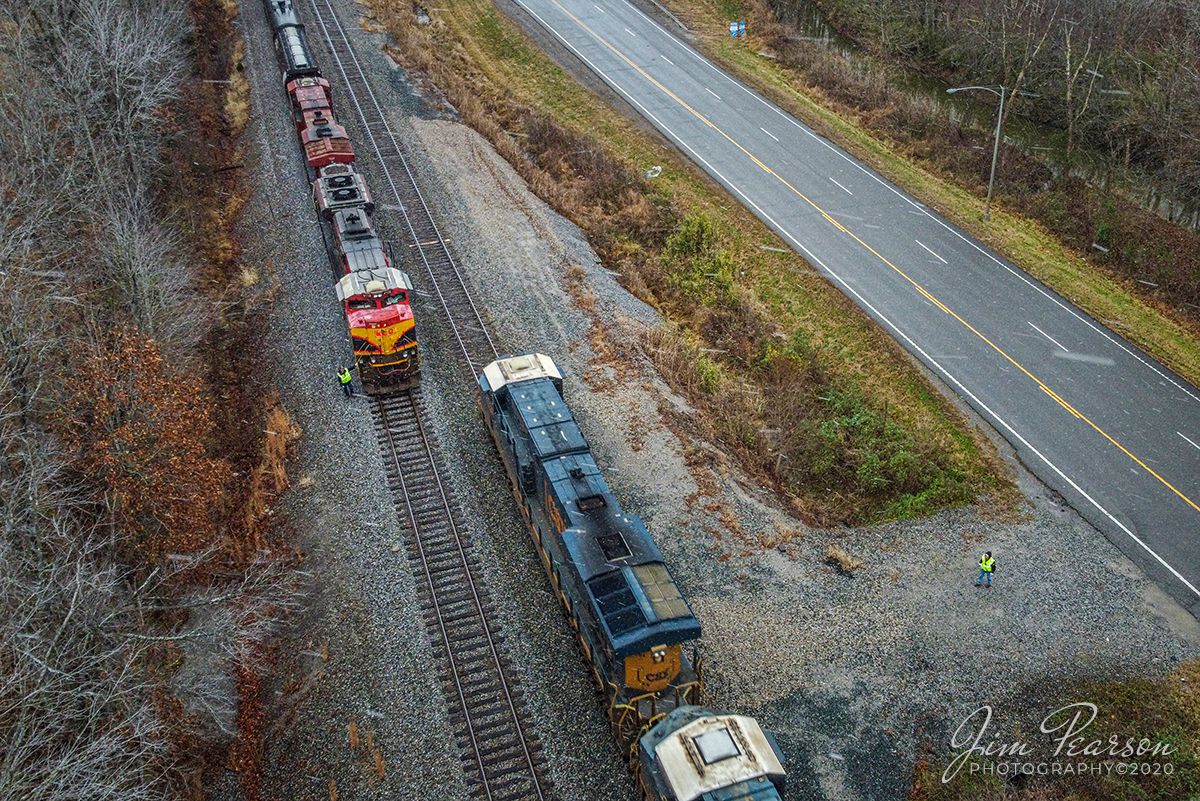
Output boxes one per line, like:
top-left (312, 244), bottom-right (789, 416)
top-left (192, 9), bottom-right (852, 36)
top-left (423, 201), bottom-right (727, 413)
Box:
top-left (637, 706), bottom-right (786, 801)
top-left (264, 0), bottom-right (320, 80)
top-left (478, 353), bottom-right (703, 746)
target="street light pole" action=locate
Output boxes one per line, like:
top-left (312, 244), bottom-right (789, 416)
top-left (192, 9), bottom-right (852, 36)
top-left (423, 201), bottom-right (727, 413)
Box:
top-left (947, 84), bottom-right (1006, 221)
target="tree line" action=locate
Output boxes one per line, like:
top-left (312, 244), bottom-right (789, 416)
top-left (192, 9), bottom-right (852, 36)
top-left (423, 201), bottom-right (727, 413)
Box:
top-left (785, 0), bottom-right (1200, 215)
top-left (762, 0), bottom-right (1200, 320)
top-left (1, 0), bottom-right (293, 797)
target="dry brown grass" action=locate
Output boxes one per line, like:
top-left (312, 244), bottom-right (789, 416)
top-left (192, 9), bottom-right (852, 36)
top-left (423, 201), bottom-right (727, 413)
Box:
top-left (824, 543), bottom-right (863, 574)
top-left (225, 39), bottom-right (251, 135)
top-left (234, 397), bottom-right (302, 561)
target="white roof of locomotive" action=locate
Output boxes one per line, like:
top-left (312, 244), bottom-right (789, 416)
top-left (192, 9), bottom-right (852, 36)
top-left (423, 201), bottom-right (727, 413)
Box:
top-left (336, 267), bottom-right (413, 300)
top-left (482, 353), bottom-right (562, 393)
top-left (654, 714), bottom-right (784, 801)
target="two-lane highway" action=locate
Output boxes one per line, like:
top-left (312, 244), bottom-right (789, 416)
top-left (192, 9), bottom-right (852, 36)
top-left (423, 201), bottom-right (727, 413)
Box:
top-left (510, 0), bottom-right (1200, 614)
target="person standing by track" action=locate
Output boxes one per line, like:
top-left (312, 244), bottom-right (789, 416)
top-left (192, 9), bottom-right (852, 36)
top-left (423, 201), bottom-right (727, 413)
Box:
top-left (337, 366), bottom-right (354, 397)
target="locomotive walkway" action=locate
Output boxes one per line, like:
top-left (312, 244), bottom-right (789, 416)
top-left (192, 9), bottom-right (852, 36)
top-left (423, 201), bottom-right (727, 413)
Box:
top-left (505, 0), bottom-right (1200, 618)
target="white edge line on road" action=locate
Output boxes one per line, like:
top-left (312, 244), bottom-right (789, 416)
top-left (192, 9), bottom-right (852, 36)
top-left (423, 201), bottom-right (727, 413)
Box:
top-left (1029, 321), bottom-right (1070, 352)
top-left (660, 54), bottom-right (672, 64)
top-left (511, 0), bottom-right (1200, 602)
top-left (915, 238), bottom-right (947, 264)
top-left (705, 87), bottom-right (719, 99)
top-left (829, 177), bottom-right (852, 195)
top-left (1179, 431), bottom-right (1200, 452)
top-left (624, 27), bottom-right (634, 35)
top-left (760, 127), bottom-right (778, 141)
top-left (612, 0), bottom-right (1200, 409)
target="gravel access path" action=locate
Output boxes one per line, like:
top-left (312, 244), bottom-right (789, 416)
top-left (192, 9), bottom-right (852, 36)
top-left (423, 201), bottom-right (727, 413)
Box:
top-left (229, 1), bottom-right (1200, 799)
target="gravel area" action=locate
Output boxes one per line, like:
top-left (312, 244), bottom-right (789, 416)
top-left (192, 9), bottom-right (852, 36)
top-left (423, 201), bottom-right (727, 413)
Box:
top-left (226, 1), bottom-right (1200, 800)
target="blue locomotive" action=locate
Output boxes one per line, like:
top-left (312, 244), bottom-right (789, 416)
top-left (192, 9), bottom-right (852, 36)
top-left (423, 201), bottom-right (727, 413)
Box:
top-left (479, 354), bottom-right (788, 794)
top-left (478, 353), bottom-right (704, 745)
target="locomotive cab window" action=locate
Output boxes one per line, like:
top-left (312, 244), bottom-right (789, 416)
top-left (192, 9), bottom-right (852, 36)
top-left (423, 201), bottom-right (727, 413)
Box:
top-left (347, 297), bottom-right (375, 310)
top-left (383, 290), bottom-right (408, 306)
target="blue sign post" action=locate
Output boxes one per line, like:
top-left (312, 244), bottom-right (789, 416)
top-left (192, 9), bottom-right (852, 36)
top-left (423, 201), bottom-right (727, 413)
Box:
top-left (729, 21), bottom-right (737, 36)
top-left (738, 19), bottom-right (745, 36)
top-left (730, 20), bottom-right (746, 36)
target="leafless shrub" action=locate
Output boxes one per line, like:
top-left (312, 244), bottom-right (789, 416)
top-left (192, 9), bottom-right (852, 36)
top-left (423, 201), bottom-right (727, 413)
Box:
top-left (94, 190), bottom-right (210, 357)
top-left (160, 552), bottom-right (311, 742)
top-left (0, 475), bottom-right (170, 801)
top-left (53, 0), bottom-right (183, 174)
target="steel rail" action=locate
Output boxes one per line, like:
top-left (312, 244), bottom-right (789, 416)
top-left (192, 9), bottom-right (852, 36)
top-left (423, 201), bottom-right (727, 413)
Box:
top-left (374, 392), bottom-right (550, 800)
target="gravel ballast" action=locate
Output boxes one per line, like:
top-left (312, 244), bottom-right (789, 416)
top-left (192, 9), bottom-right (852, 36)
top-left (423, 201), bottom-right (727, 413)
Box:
top-left (229, 1), bottom-right (1200, 799)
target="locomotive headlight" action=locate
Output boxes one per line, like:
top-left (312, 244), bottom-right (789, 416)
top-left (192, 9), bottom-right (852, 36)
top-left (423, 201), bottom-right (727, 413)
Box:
top-left (652, 646), bottom-right (666, 663)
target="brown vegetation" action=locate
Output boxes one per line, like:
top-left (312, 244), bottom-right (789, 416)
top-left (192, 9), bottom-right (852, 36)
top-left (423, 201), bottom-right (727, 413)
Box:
top-left (0, 0), bottom-right (298, 797)
top-left (824, 543), bottom-right (863, 574)
top-left (909, 660), bottom-right (1200, 801)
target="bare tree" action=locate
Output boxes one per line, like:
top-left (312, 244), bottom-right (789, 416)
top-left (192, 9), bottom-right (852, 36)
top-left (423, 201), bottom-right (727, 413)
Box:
top-left (0, 528), bottom-right (171, 801)
top-left (1059, 20), bottom-right (1102, 158)
top-left (95, 189), bottom-right (210, 357)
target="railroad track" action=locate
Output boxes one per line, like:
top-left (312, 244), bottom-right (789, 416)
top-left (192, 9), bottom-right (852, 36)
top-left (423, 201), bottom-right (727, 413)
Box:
top-left (373, 391), bottom-right (553, 801)
top-left (307, 0), bottom-right (499, 373)
top-left (300, 2), bottom-right (557, 798)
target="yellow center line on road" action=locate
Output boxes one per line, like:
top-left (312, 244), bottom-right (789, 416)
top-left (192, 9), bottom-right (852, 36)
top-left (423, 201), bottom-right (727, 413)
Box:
top-left (547, 0), bottom-right (1200, 515)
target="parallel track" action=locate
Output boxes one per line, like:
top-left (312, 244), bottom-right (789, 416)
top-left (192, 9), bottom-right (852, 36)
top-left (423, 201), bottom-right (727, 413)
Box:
top-left (299, 3), bottom-right (555, 799)
top-left (374, 392), bottom-right (552, 801)
top-left (308, 0), bottom-right (499, 373)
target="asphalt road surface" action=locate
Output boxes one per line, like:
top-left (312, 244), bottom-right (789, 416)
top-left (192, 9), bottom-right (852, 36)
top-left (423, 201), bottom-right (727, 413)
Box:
top-left (508, 0), bottom-right (1200, 617)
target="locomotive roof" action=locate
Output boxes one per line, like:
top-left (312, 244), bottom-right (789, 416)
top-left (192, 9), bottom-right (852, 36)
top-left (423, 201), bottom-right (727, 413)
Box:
top-left (642, 709), bottom-right (785, 801)
top-left (336, 267), bottom-right (412, 301)
top-left (548, 458), bottom-right (699, 658)
top-left (508, 381), bottom-right (588, 459)
top-left (480, 353), bottom-right (563, 395)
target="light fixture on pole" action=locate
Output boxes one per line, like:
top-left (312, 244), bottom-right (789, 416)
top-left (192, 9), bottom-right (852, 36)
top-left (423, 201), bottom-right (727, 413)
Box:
top-left (947, 85), bottom-right (1006, 221)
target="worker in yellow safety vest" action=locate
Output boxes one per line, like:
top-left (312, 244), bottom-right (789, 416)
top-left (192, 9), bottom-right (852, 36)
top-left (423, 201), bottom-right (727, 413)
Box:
top-left (338, 366), bottom-right (354, 398)
top-left (977, 552), bottom-right (995, 587)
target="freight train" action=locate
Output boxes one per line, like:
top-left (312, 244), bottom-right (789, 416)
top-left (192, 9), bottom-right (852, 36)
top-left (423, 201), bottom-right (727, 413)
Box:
top-left (263, 0), bottom-right (419, 393)
top-left (478, 353), bottom-right (788, 799)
